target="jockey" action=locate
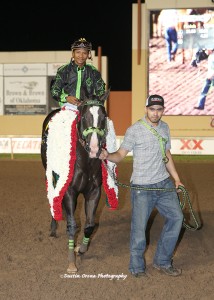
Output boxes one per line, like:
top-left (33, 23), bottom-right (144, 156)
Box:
top-left (50, 37), bottom-right (106, 108)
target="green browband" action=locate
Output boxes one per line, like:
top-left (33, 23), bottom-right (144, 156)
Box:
top-left (82, 127), bottom-right (105, 137)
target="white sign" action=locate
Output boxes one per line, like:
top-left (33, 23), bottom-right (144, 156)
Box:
top-left (0, 137), bottom-right (41, 154)
top-left (47, 63), bottom-right (66, 76)
top-left (4, 77), bottom-right (47, 105)
top-left (1, 137), bottom-right (214, 155)
top-left (4, 64), bottom-right (47, 76)
top-left (171, 138), bottom-right (214, 155)
top-left (0, 64), bottom-right (3, 76)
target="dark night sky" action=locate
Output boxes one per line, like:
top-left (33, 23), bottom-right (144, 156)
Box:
top-left (0, 1), bottom-right (137, 91)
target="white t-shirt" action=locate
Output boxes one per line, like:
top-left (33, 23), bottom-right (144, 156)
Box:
top-left (159, 9), bottom-right (178, 28)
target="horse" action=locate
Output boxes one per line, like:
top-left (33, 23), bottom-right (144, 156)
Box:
top-left (41, 90), bottom-right (118, 273)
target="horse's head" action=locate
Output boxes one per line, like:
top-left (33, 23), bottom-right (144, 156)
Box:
top-left (77, 91), bottom-right (109, 158)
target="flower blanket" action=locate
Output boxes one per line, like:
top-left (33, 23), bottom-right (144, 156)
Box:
top-left (46, 108), bottom-right (119, 220)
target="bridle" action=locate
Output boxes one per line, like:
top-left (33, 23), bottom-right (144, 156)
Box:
top-left (77, 99), bottom-right (107, 156)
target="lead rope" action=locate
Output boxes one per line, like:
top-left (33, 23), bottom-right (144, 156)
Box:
top-left (176, 185), bottom-right (201, 231)
top-left (102, 160), bottom-right (201, 231)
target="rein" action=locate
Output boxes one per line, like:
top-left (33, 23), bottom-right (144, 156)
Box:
top-left (83, 100), bottom-right (105, 106)
top-left (102, 160), bottom-right (201, 231)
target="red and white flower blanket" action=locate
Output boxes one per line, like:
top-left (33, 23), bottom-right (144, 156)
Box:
top-left (46, 108), bottom-right (119, 221)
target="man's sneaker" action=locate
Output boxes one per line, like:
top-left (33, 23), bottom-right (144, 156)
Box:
top-left (130, 271), bottom-right (147, 278)
top-left (194, 106), bottom-right (204, 110)
top-left (153, 264), bottom-right (182, 277)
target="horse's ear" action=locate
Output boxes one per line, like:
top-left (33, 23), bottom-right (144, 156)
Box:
top-left (100, 88), bottom-right (111, 103)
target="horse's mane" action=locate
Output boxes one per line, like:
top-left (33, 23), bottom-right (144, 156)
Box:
top-left (79, 88), bottom-right (110, 105)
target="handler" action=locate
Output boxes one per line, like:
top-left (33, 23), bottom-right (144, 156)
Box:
top-left (99, 95), bottom-right (184, 278)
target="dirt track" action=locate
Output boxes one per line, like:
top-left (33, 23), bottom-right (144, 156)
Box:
top-left (0, 159), bottom-right (214, 300)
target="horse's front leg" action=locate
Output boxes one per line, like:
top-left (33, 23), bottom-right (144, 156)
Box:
top-left (63, 189), bottom-right (78, 273)
top-left (50, 217), bottom-right (58, 237)
top-left (77, 187), bottom-right (101, 254)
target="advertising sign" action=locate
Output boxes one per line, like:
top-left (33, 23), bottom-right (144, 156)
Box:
top-left (47, 63), bottom-right (65, 76)
top-left (4, 76), bottom-right (47, 114)
top-left (4, 63), bottom-right (47, 76)
top-left (0, 137), bottom-right (214, 155)
top-left (0, 137), bottom-right (41, 154)
top-left (0, 64), bottom-right (3, 76)
top-left (171, 138), bottom-right (214, 155)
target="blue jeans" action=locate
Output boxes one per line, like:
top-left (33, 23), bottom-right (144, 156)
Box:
top-left (165, 27), bottom-right (178, 62)
top-left (196, 78), bottom-right (214, 109)
top-left (129, 177), bottom-right (183, 273)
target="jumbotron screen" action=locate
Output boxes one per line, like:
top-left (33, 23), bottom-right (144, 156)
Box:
top-left (149, 8), bottom-right (214, 116)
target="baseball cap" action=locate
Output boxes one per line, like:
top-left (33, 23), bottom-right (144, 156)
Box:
top-left (146, 94), bottom-right (164, 107)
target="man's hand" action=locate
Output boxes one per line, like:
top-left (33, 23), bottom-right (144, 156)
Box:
top-left (66, 96), bottom-right (80, 106)
top-left (99, 149), bottom-right (108, 160)
top-left (174, 180), bottom-right (185, 193)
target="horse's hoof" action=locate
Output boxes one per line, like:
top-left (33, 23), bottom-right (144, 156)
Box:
top-left (74, 245), bottom-right (80, 253)
top-left (49, 232), bottom-right (57, 238)
top-left (67, 262), bottom-right (78, 274)
top-left (74, 245), bottom-right (86, 256)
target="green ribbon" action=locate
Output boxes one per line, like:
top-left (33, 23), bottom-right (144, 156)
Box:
top-left (76, 68), bottom-right (83, 99)
top-left (139, 119), bottom-right (169, 163)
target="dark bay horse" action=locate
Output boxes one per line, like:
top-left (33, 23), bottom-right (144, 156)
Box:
top-left (41, 92), bottom-right (110, 273)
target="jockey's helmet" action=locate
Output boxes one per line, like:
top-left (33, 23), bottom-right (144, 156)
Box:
top-left (71, 38), bottom-right (92, 51)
